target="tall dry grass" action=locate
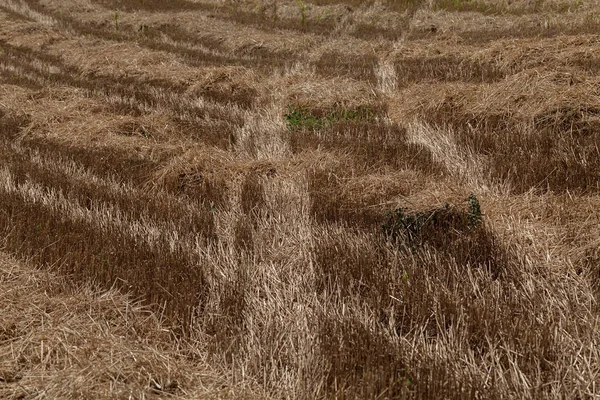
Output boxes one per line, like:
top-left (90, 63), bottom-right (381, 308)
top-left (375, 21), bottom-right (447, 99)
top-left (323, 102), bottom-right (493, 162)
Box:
top-left (0, 0), bottom-right (600, 398)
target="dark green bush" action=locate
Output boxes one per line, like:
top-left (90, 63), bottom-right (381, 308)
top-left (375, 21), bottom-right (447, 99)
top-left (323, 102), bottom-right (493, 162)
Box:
top-left (382, 194), bottom-right (483, 244)
top-left (382, 194), bottom-right (505, 278)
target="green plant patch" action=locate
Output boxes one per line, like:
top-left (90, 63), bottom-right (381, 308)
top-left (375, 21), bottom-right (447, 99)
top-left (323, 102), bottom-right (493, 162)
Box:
top-left (382, 194), bottom-right (483, 245)
top-left (432, 0), bottom-right (551, 15)
top-left (381, 194), bottom-right (505, 277)
top-left (284, 105), bottom-right (377, 131)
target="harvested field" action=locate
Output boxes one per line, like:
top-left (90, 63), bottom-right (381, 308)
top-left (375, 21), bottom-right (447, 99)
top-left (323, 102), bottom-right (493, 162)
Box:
top-left (0, 0), bottom-right (599, 398)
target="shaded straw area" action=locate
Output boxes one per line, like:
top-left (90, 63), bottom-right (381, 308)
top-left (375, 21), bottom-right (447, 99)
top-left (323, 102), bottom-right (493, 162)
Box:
top-left (0, 252), bottom-right (267, 399)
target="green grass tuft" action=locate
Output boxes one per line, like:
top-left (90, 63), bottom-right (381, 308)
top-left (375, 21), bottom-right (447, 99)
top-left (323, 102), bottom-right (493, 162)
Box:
top-left (284, 105), bottom-right (376, 130)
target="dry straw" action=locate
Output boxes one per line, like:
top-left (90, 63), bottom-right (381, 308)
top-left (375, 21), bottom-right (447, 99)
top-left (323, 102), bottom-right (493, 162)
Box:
top-left (1, 0), bottom-right (600, 398)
